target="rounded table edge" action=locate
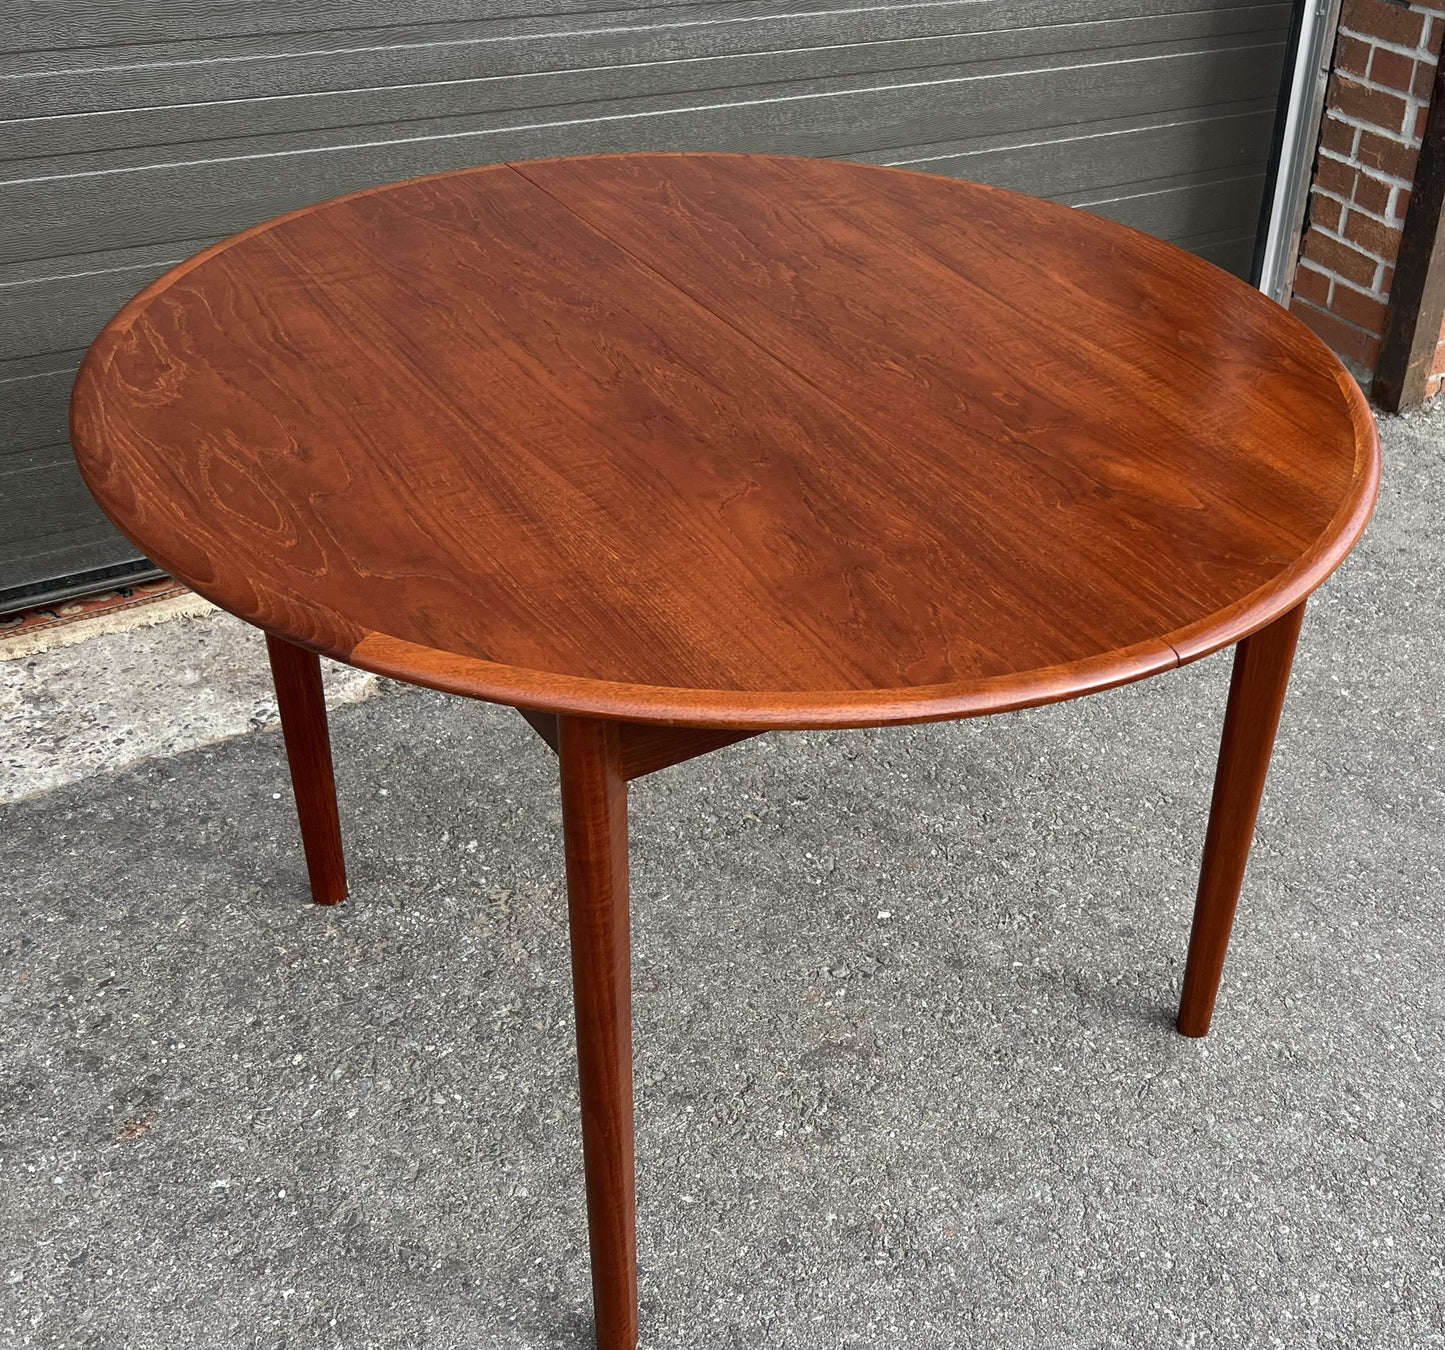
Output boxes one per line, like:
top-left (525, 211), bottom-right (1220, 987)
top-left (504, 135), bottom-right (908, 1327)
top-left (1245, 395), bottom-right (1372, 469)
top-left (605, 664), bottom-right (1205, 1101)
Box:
top-left (66, 156), bottom-right (1384, 730)
top-left (1165, 363), bottom-right (1382, 664)
top-left (337, 630), bottom-right (1184, 729)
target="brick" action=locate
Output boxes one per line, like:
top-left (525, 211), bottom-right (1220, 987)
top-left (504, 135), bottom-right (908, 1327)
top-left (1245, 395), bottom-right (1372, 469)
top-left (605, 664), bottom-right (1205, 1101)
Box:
top-left (1382, 264), bottom-right (1396, 296)
top-left (1289, 296), bottom-right (1380, 367)
top-left (1341, 0), bottom-right (1426, 48)
top-left (1311, 191), bottom-right (1345, 232)
top-left (1321, 115), bottom-right (1359, 156)
top-left (1294, 261), bottom-right (1334, 306)
top-left (1303, 228), bottom-right (1381, 286)
top-left (1338, 33), bottom-right (1373, 76)
top-left (1417, 104), bottom-right (1430, 139)
top-left (1413, 56), bottom-right (1439, 99)
top-left (1344, 208), bottom-right (1404, 259)
top-left (1353, 171), bottom-right (1394, 215)
top-left (1429, 18), bottom-right (1445, 58)
top-left (1370, 46), bottom-right (1416, 91)
top-left (1357, 129), bottom-right (1420, 179)
top-left (1395, 187), bottom-right (1412, 221)
top-left (1331, 282), bottom-right (1390, 334)
top-left (1330, 76), bottom-right (1410, 135)
top-left (1314, 154), bottom-right (1359, 198)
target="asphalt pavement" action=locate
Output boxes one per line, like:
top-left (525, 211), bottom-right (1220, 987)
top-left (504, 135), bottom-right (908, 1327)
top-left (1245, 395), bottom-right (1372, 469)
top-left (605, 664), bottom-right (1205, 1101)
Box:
top-left (1, 410), bottom-right (1442, 1349)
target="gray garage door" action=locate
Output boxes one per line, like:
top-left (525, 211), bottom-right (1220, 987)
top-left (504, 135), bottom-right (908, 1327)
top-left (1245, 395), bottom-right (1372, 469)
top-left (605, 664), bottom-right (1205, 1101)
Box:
top-left (0, 0), bottom-right (1292, 610)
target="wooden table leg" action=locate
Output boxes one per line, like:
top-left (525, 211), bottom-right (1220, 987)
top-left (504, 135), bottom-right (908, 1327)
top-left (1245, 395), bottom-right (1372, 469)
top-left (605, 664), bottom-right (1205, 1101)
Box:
top-left (557, 716), bottom-right (638, 1350)
top-left (1177, 601), bottom-right (1307, 1037)
top-left (265, 633), bottom-right (348, 906)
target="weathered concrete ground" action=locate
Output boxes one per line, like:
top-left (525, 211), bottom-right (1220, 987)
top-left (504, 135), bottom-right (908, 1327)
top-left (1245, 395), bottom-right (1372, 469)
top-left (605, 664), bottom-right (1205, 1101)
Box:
top-left (1, 412), bottom-right (1441, 1349)
top-left (1, 601), bottom-right (380, 804)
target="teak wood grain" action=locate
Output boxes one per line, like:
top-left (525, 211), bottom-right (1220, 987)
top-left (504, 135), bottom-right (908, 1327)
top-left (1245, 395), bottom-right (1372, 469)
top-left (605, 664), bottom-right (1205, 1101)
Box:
top-left (1177, 601), bottom-right (1308, 1037)
top-left (517, 707), bottom-right (757, 780)
top-left (265, 633), bottom-right (347, 905)
top-left (69, 154), bottom-right (1379, 730)
top-left (558, 717), bottom-right (637, 1350)
top-left (69, 154), bottom-right (1382, 1350)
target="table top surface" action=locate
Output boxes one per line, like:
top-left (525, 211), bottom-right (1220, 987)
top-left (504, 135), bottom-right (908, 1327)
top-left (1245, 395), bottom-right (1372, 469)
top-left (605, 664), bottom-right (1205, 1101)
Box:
top-left (71, 153), bottom-right (1379, 729)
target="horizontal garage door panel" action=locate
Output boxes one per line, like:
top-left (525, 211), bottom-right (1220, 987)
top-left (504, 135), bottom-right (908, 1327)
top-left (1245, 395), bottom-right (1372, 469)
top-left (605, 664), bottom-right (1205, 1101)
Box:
top-left (0, 440), bottom-right (149, 612)
top-left (1, 42), bottom-right (1287, 264)
top-left (0, 247), bottom-right (205, 367)
top-left (0, 7), bottom-right (1288, 141)
top-left (874, 101), bottom-right (1275, 187)
top-left (0, 524), bottom-right (146, 592)
top-left (0, 103), bottom-right (1275, 371)
top-left (5, 0), bottom-right (1283, 56)
top-left (1, 446), bottom-right (120, 545)
top-left (0, 367), bottom-right (73, 456)
top-left (0, 0), bottom-right (1291, 605)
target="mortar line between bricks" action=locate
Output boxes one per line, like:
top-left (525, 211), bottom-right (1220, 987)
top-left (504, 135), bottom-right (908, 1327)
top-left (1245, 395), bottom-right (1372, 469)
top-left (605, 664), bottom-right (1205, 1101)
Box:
top-left (1310, 186), bottom-right (1410, 226)
top-left (1309, 220), bottom-right (1397, 263)
top-left (1338, 27), bottom-right (1440, 63)
top-left (1317, 147), bottom-right (1416, 188)
top-left (1333, 66), bottom-right (1437, 105)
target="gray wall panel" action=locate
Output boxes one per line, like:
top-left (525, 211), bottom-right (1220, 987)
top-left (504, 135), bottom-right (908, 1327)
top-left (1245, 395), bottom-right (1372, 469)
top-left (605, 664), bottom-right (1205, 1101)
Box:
top-left (8, 0), bottom-right (685, 51)
top-left (0, 524), bottom-right (141, 577)
top-left (0, 247), bottom-right (197, 363)
top-left (5, 0), bottom-right (1282, 55)
top-left (0, 367), bottom-right (75, 457)
top-left (1, 42), bottom-right (1288, 265)
top-left (0, 105), bottom-right (1279, 366)
top-left (881, 104), bottom-right (1277, 199)
top-left (0, 0), bottom-right (1291, 605)
top-left (1079, 175), bottom-right (1271, 240)
top-left (0, 443), bottom-right (114, 541)
top-left (0, 9), bottom-right (1289, 149)
top-left (1188, 235), bottom-right (1257, 275)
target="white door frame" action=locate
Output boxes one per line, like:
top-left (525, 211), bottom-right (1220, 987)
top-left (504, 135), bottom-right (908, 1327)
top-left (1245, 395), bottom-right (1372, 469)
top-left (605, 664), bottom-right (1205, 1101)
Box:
top-left (1256, 0), bottom-right (1345, 301)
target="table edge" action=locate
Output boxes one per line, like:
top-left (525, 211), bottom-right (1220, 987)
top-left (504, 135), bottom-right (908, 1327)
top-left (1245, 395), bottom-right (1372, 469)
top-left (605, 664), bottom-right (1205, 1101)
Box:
top-left (68, 154), bottom-right (1384, 730)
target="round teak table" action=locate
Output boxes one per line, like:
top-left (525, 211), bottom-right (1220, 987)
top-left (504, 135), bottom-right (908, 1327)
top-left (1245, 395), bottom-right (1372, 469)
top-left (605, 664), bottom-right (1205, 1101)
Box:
top-left (71, 153), bottom-right (1378, 1348)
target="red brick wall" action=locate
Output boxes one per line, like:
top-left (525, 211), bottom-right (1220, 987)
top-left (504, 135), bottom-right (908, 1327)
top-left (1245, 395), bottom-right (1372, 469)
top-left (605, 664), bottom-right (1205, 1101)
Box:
top-left (1290, 0), bottom-right (1445, 394)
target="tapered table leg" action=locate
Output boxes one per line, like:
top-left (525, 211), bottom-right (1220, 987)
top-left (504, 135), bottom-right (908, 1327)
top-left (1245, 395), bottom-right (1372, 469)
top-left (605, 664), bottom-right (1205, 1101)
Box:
top-left (265, 633), bottom-right (348, 906)
top-left (1177, 602), bottom-right (1307, 1037)
top-left (557, 716), bottom-right (638, 1350)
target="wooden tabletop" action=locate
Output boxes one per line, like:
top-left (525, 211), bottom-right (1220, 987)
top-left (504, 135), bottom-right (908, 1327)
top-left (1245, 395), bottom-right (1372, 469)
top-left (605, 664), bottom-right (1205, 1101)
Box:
top-left (71, 153), bottom-right (1379, 729)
